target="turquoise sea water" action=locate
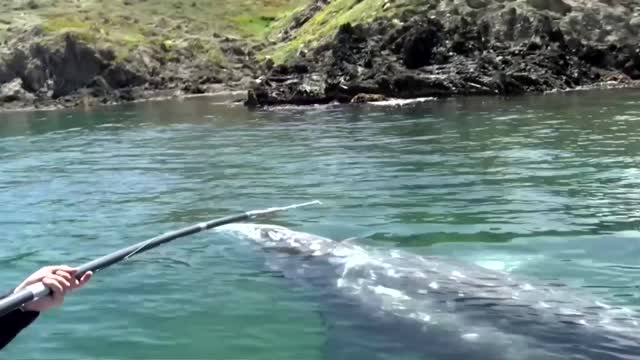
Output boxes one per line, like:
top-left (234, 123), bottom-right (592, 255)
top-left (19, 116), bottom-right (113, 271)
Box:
top-left (2, 90), bottom-right (640, 359)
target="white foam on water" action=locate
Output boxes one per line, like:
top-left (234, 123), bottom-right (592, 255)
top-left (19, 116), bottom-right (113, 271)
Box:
top-left (595, 301), bottom-right (611, 309)
top-left (469, 252), bottom-right (547, 273)
top-left (387, 269), bottom-right (399, 278)
top-left (369, 269), bottom-right (377, 280)
top-left (369, 285), bottom-right (411, 300)
top-left (557, 307), bottom-right (584, 316)
top-left (521, 283), bottom-right (535, 291)
top-left (477, 260), bottom-right (508, 271)
top-left (461, 333), bottom-right (479, 341)
top-left (369, 97), bottom-right (435, 106)
top-left (413, 271), bottom-right (427, 278)
top-left (538, 301), bottom-right (551, 309)
top-left (408, 312), bottom-right (432, 322)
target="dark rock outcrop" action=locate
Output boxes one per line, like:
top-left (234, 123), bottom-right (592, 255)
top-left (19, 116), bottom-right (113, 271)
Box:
top-left (102, 62), bottom-right (147, 89)
top-left (47, 34), bottom-right (108, 98)
top-left (245, 7), bottom-right (640, 108)
top-left (0, 29), bottom-right (257, 110)
top-left (0, 78), bottom-right (34, 103)
top-left (350, 93), bottom-right (386, 103)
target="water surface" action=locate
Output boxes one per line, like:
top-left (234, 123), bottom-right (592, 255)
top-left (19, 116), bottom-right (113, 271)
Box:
top-left (2, 90), bottom-right (640, 359)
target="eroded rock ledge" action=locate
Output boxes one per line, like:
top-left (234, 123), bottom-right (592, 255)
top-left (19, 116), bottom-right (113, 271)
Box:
top-left (245, 9), bottom-right (640, 107)
top-left (0, 30), bottom-right (258, 111)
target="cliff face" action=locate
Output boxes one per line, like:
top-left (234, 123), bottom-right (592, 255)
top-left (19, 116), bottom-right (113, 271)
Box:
top-left (247, 0), bottom-right (640, 107)
top-left (0, 29), bottom-right (260, 110)
top-left (1, 0), bottom-right (640, 111)
top-left (0, 0), bottom-right (303, 111)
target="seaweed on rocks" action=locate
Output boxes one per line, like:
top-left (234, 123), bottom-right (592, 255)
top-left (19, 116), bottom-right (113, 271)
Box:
top-left (245, 8), bottom-right (640, 107)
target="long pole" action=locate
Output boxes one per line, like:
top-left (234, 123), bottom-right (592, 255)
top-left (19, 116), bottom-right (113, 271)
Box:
top-left (0, 200), bottom-right (321, 317)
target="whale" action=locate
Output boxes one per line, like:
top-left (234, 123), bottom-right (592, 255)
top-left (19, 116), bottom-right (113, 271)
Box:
top-left (216, 223), bottom-right (640, 360)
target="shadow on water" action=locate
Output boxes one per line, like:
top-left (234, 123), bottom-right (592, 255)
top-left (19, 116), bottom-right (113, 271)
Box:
top-left (0, 96), bottom-right (256, 138)
top-left (2, 86), bottom-right (638, 134)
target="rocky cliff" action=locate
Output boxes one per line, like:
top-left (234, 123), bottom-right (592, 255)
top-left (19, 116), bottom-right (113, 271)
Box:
top-left (0, 30), bottom-right (260, 110)
top-left (0, 0), bottom-right (298, 111)
top-left (1, 0), bottom-right (640, 111)
top-left (246, 0), bottom-right (640, 107)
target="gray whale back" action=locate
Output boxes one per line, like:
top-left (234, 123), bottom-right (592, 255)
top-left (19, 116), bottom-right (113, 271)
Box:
top-left (218, 223), bottom-right (640, 360)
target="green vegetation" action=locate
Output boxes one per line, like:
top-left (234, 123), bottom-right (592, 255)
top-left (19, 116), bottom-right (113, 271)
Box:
top-left (0, 0), bottom-right (309, 63)
top-left (264, 0), bottom-right (399, 64)
top-left (0, 0), bottom-right (407, 67)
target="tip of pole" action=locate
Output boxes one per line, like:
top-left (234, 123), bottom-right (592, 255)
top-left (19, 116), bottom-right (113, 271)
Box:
top-left (246, 200), bottom-right (323, 218)
top-left (289, 200), bottom-right (323, 209)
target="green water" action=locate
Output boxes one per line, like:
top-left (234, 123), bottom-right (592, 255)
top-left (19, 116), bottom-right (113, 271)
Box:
top-left (2, 90), bottom-right (640, 359)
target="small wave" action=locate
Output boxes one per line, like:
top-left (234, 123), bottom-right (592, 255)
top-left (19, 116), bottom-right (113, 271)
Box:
top-left (368, 97), bottom-right (435, 106)
top-left (0, 250), bottom-right (40, 264)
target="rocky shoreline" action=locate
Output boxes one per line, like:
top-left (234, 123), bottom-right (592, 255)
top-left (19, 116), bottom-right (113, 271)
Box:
top-left (2, 1), bottom-right (640, 112)
top-left (245, 10), bottom-right (640, 108)
top-left (0, 29), bottom-right (260, 112)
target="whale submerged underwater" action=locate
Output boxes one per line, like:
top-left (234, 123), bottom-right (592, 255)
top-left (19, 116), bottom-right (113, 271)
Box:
top-left (217, 223), bottom-right (640, 360)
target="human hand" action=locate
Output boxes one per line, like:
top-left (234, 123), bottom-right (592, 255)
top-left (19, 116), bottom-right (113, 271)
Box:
top-left (13, 265), bottom-right (93, 312)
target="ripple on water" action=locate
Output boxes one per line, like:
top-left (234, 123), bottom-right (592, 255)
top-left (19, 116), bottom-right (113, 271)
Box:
top-left (1, 92), bottom-right (640, 359)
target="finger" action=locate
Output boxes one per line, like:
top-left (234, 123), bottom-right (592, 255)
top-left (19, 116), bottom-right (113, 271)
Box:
top-left (42, 277), bottom-right (64, 297)
top-left (79, 271), bottom-right (92, 284)
top-left (51, 265), bottom-right (77, 275)
top-left (54, 269), bottom-right (78, 283)
top-left (46, 274), bottom-right (72, 292)
top-left (55, 270), bottom-right (82, 289)
top-left (65, 271), bottom-right (92, 292)
top-left (76, 271), bottom-right (92, 288)
top-left (54, 269), bottom-right (74, 280)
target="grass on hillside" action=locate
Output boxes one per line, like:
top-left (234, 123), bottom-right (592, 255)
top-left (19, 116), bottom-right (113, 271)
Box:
top-left (263, 0), bottom-right (397, 64)
top-left (0, 0), bottom-right (408, 67)
top-left (0, 0), bottom-right (309, 63)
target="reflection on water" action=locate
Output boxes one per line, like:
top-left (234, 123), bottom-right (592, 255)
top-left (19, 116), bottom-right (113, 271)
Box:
top-left (1, 88), bottom-right (640, 359)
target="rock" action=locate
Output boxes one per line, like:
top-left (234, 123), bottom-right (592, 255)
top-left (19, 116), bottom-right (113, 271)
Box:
top-left (25, 0), bottom-right (39, 10)
top-left (350, 93), bottom-right (386, 103)
top-left (48, 33), bottom-right (108, 98)
top-left (466, 0), bottom-right (487, 9)
top-left (246, 5), bottom-right (640, 108)
top-left (526, 0), bottom-right (571, 15)
top-left (263, 57), bottom-right (275, 71)
top-left (244, 89), bottom-right (258, 108)
top-left (21, 59), bottom-right (46, 92)
top-left (88, 76), bottom-right (112, 97)
top-left (4, 50), bottom-right (28, 81)
top-left (225, 45), bottom-right (245, 57)
top-left (0, 78), bottom-right (32, 103)
top-left (102, 63), bottom-right (147, 89)
top-left (331, 23), bottom-right (369, 68)
top-left (0, 61), bottom-right (12, 84)
top-left (603, 72), bottom-right (631, 83)
top-left (0, 0), bottom-right (636, 112)
top-left (392, 73), bottom-right (455, 98)
top-left (98, 47), bottom-right (117, 63)
top-left (399, 19), bottom-right (443, 69)
top-left (246, 72), bottom-right (329, 107)
top-left (580, 44), bottom-right (613, 68)
top-left (292, 63), bottom-right (310, 74)
top-left (115, 87), bottom-right (143, 102)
